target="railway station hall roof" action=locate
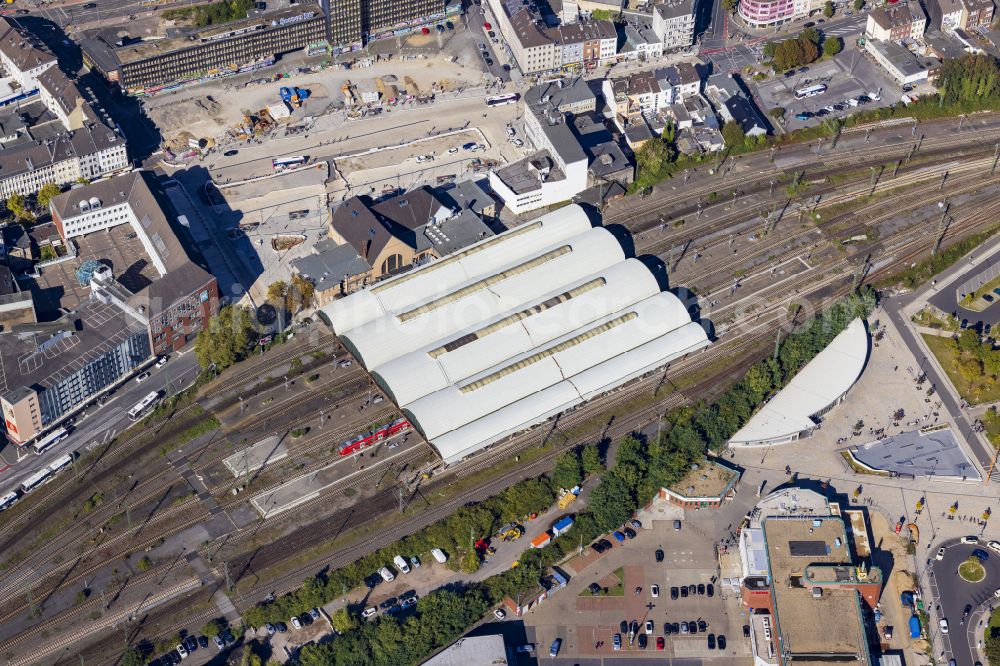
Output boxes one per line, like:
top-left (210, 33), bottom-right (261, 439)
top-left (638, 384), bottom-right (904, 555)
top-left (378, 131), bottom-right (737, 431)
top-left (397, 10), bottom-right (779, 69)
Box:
top-left (318, 204), bottom-right (711, 464)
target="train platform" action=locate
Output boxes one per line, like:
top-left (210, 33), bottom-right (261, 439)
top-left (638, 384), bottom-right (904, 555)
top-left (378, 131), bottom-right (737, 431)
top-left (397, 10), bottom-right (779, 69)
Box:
top-left (222, 435), bottom-right (287, 478)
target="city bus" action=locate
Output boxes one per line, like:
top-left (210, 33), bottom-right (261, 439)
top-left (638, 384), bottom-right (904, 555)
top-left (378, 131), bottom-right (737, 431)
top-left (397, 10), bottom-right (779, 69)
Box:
top-left (0, 491), bottom-right (18, 512)
top-left (486, 93), bottom-right (519, 107)
top-left (794, 84), bottom-right (827, 100)
top-left (128, 391), bottom-right (161, 421)
top-left (47, 453), bottom-right (74, 475)
top-left (32, 427), bottom-right (68, 455)
top-left (19, 468), bottom-right (52, 494)
top-left (272, 156), bottom-right (308, 170)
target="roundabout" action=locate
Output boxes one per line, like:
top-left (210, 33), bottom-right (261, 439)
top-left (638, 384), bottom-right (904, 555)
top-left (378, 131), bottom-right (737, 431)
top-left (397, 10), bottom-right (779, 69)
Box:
top-left (927, 539), bottom-right (1000, 666)
top-left (959, 558), bottom-right (987, 583)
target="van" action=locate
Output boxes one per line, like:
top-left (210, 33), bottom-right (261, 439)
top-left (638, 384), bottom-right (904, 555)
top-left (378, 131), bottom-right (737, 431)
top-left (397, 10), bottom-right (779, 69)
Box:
top-left (431, 548), bottom-right (447, 563)
top-left (378, 566), bottom-right (395, 582)
top-left (393, 555), bottom-right (411, 574)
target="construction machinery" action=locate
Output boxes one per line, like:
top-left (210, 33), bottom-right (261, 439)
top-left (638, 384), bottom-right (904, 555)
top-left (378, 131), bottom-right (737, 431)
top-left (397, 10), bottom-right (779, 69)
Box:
top-left (496, 523), bottom-right (524, 542)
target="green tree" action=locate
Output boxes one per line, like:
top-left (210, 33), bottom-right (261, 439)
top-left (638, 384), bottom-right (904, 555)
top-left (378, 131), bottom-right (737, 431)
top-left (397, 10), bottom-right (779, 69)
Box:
top-left (722, 121), bottom-right (746, 148)
top-left (822, 0), bottom-right (834, 17)
top-left (823, 36), bottom-right (842, 57)
top-left (581, 443), bottom-right (604, 475)
top-left (121, 646), bottom-right (146, 666)
top-left (194, 305), bottom-right (258, 371)
top-left (240, 651), bottom-right (263, 666)
top-left (36, 182), bottom-right (61, 210)
top-left (201, 619), bottom-right (223, 638)
top-left (589, 474), bottom-right (635, 531)
top-left (853, 0), bottom-right (864, 10)
top-left (635, 137), bottom-right (675, 181)
top-left (551, 451), bottom-right (582, 489)
top-left (331, 607), bottom-right (358, 634)
top-left (768, 107), bottom-right (786, 122)
top-left (6, 192), bottom-right (34, 223)
top-left (267, 280), bottom-right (288, 305)
top-left (958, 328), bottom-right (983, 356)
top-left (723, 0), bottom-right (739, 11)
top-left (800, 26), bottom-right (821, 44)
top-left (288, 274), bottom-right (315, 312)
top-left (986, 627), bottom-right (1000, 666)
top-left (763, 41), bottom-right (777, 58)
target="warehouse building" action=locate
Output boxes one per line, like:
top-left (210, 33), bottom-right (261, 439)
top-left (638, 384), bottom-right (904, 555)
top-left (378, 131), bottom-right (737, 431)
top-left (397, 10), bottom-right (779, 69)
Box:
top-left (319, 205), bottom-right (710, 464)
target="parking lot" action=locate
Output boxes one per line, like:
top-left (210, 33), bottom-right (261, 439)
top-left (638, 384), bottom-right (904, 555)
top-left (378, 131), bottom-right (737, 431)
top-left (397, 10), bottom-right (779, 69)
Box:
top-left (520, 494), bottom-right (756, 662)
top-left (754, 44), bottom-right (901, 130)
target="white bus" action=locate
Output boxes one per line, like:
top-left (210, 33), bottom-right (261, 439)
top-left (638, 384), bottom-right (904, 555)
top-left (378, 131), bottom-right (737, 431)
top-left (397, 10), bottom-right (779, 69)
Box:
top-left (32, 428), bottom-right (68, 455)
top-left (19, 468), bottom-right (52, 493)
top-left (272, 156), bottom-right (308, 170)
top-left (128, 391), bottom-right (161, 421)
top-left (486, 93), bottom-right (519, 107)
top-left (0, 491), bottom-right (18, 512)
top-left (794, 84), bottom-right (827, 100)
top-left (46, 453), bottom-right (74, 475)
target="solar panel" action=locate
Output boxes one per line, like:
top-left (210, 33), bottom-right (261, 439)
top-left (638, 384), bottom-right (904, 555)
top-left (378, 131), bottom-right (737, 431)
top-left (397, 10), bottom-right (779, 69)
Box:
top-left (788, 540), bottom-right (829, 557)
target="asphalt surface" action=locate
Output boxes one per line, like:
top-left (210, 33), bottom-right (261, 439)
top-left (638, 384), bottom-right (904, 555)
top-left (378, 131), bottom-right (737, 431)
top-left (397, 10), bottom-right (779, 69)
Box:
top-left (928, 539), bottom-right (1000, 666)
top-left (0, 351), bottom-right (200, 495)
top-left (928, 254), bottom-right (1000, 329)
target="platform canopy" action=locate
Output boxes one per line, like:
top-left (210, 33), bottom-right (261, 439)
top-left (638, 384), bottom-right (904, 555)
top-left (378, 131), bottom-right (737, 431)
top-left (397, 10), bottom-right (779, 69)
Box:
top-left (318, 204), bottom-right (712, 464)
top-left (728, 318), bottom-right (870, 447)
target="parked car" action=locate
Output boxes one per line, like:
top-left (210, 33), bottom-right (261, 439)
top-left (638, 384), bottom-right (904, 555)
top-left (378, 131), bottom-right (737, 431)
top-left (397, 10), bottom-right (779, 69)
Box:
top-left (448, 147), bottom-right (459, 154)
top-left (592, 542), bottom-right (606, 554)
top-left (612, 531), bottom-right (626, 543)
top-left (135, 372), bottom-right (150, 383)
top-left (265, 623), bottom-right (276, 636)
top-left (515, 644), bottom-right (535, 654)
top-left (599, 539), bottom-right (612, 549)
top-left (688, 584), bottom-right (696, 596)
top-left (155, 356), bottom-right (168, 368)
top-left (224, 149), bottom-right (239, 157)
top-left (663, 622), bottom-right (673, 635)
top-left (176, 644), bottom-right (188, 658)
top-left (988, 540), bottom-right (1000, 554)
top-left (718, 635), bottom-right (727, 650)
top-left (623, 527), bottom-right (637, 539)
top-left (213, 635), bottom-right (225, 649)
top-left (655, 549), bottom-right (664, 562)
top-left (589, 582), bottom-right (602, 595)
top-left (651, 584), bottom-right (659, 598)
top-left (671, 586), bottom-right (679, 599)
top-left (291, 616), bottom-right (302, 630)
top-left (936, 547), bottom-right (946, 560)
top-left (698, 620), bottom-right (708, 633)
top-left (689, 620), bottom-right (698, 634)
top-left (707, 583), bottom-right (714, 597)
top-left (549, 638), bottom-right (562, 657)
top-left (940, 618), bottom-right (949, 634)
top-left (697, 584), bottom-right (705, 595)
top-left (638, 634), bottom-right (647, 649)
top-left (680, 621), bottom-right (689, 634)
top-left (401, 597), bottom-right (418, 609)
top-left (620, 620), bottom-right (628, 633)
top-left (494, 608), bottom-right (506, 620)
top-left (743, 625), bottom-right (751, 638)
top-left (645, 620), bottom-right (654, 635)
top-left (613, 634), bottom-right (622, 650)
top-left (673, 520), bottom-right (682, 530)
top-left (973, 548), bottom-right (990, 562)
top-left (362, 606), bottom-right (377, 618)
top-left (680, 586), bottom-right (688, 598)
top-left (708, 634), bottom-right (716, 650)
top-left (962, 536), bottom-right (980, 544)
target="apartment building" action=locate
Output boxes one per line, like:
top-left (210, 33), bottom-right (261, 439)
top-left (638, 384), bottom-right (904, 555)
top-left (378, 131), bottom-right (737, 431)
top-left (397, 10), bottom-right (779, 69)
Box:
top-left (0, 17), bottom-right (57, 94)
top-left (603, 62), bottom-right (701, 131)
top-left (491, 0), bottom-right (615, 73)
top-left (864, 3), bottom-right (926, 42)
top-left (651, 0), bottom-right (696, 50)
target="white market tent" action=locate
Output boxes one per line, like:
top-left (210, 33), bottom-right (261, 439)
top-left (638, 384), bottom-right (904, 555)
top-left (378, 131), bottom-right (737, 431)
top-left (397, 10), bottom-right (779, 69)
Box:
top-left (728, 318), bottom-right (870, 447)
top-left (318, 204), bottom-right (712, 464)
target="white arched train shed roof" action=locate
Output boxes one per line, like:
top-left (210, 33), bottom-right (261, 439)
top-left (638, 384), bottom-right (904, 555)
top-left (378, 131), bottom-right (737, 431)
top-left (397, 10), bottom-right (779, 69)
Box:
top-left (404, 292), bottom-right (704, 442)
top-left (340, 227), bottom-right (625, 370)
top-left (371, 258), bottom-right (661, 407)
top-left (425, 321), bottom-right (711, 464)
top-left (317, 204), bottom-right (593, 335)
top-left (728, 318), bottom-right (870, 447)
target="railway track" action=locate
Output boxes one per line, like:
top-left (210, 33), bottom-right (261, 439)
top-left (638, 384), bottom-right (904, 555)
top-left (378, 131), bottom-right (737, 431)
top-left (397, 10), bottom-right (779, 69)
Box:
top-left (37, 200), bottom-right (999, 664)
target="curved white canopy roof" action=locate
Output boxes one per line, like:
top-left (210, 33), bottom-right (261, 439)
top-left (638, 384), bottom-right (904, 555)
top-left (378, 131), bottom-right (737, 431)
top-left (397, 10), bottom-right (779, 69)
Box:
top-left (405, 293), bottom-right (699, 441)
top-left (318, 204), bottom-right (592, 334)
top-left (728, 318), bottom-right (869, 447)
top-left (342, 227), bottom-right (625, 369)
top-left (372, 258), bottom-right (661, 406)
top-left (427, 321), bottom-right (710, 464)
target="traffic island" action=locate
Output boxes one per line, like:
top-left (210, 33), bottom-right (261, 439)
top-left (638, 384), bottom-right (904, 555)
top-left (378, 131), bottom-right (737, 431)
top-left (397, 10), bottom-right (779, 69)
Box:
top-left (959, 557), bottom-right (986, 583)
